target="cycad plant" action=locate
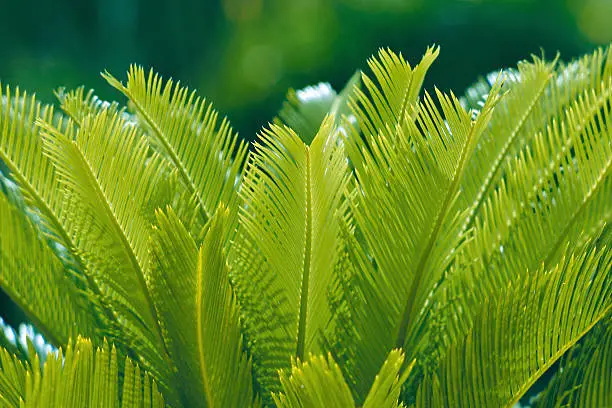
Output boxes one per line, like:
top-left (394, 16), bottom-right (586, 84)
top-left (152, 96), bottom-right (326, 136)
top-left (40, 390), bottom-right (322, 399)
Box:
top-left (0, 44), bottom-right (611, 407)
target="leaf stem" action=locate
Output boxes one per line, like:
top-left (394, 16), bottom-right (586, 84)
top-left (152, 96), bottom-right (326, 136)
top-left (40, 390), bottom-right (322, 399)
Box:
top-left (296, 146), bottom-right (312, 360)
top-left (66, 140), bottom-right (172, 362)
top-left (395, 106), bottom-right (482, 349)
top-left (196, 247), bottom-right (215, 408)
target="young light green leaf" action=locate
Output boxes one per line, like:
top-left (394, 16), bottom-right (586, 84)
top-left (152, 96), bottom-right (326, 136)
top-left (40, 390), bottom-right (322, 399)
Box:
top-left (342, 47), bottom-right (502, 397)
top-left (38, 110), bottom-right (175, 397)
top-left (273, 349), bottom-right (410, 408)
top-left (274, 354), bottom-right (355, 408)
top-left (231, 116), bottom-right (349, 399)
top-left (362, 350), bottom-right (412, 408)
top-left (149, 207), bottom-right (255, 407)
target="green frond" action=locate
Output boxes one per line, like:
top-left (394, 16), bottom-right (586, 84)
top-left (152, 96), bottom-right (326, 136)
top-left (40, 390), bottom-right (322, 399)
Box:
top-left (0, 85), bottom-right (110, 343)
top-left (420, 49), bottom-right (612, 387)
top-left (0, 85), bottom-right (61, 218)
top-left (415, 242), bottom-right (612, 407)
top-left (462, 46), bottom-right (609, 133)
top-left (56, 86), bottom-right (123, 126)
top-left (103, 66), bottom-right (248, 237)
top-left (275, 71), bottom-right (360, 144)
top-left (0, 44), bottom-right (611, 408)
top-left (322, 225), bottom-right (362, 389)
top-left (462, 62), bottom-right (612, 298)
top-left (0, 344), bottom-right (28, 407)
top-left (55, 86), bottom-right (200, 240)
top-left (527, 44), bottom-right (610, 123)
top-left (148, 207), bottom-right (254, 407)
top-left (273, 349), bottom-right (410, 408)
top-left (0, 191), bottom-right (96, 346)
top-left (533, 318), bottom-right (611, 407)
top-left (457, 56), bottom-right (554, 231)
top-left (349, 46), bottom-right (438, 144)
top-left (16, 337), bottom-right (164, 408)
top-left (362, 350), bottom-right (412, 408)
top-left (37, 110), bottom-right (175, 391)
top-left (0, 85), bottom-right (73, 251)
top-left (341, 47), bottom-right (502, 397)
top-left (230, 116), bottom-right (349, 398)
top-left (409, 45), bottom-right (612, 397)
top-left (273, 354), bottom-right (355, 408)
top-left (568, 322), bottom-right (612, 407)
top-left (458, 45), bottom-right (611, 232)
top-left (56, 87), bottom-right (189, 227)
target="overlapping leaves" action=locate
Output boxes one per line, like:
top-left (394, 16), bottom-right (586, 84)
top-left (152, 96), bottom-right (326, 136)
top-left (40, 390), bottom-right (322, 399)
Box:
top-left (0, 44), bottom-right (611, 407)
top-left (415, 242), bottom-right (612, 407)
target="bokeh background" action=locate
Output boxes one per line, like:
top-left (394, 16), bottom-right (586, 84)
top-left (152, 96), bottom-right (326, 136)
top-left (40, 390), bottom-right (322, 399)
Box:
top-left (1, 0), bottom-right (612, 324)
top-left (2, 0), bottom-right (612, 140)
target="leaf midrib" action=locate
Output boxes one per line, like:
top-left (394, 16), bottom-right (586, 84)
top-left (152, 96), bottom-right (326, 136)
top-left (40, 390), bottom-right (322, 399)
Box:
top-left (462, 72), bottom-right (551, 232)
top-left (65, 139), bottom-right (169, 358)
top-left (543, 155), bottom-right (612, 268)
top-left (1, 121), bottom-right (118, 345)
top-left (396, 72), bottom-right (414, 131)
top-left (196, 248), bottom-right (215, 408)
top-left (505, 303), bottom-right (612, 407)
top-left (485, 83), bottom-right (612, 269)
top-left (394, 116), bottom-right (478, 350)
top-left (296, 145), bottom-right (312, 360)
top-left (106, 76), bottom-right (210, 223)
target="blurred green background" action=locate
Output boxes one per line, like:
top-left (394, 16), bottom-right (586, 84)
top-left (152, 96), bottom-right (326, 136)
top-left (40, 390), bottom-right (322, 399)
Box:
top-left (2, 0), bottom-right (612, 141)
top-left (1, 0), bottom-right (612, 325)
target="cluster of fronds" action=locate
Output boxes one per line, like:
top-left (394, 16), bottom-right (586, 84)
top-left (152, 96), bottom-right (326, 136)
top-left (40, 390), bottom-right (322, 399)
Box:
top-left (0, 44), bottom-right (611, 407)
